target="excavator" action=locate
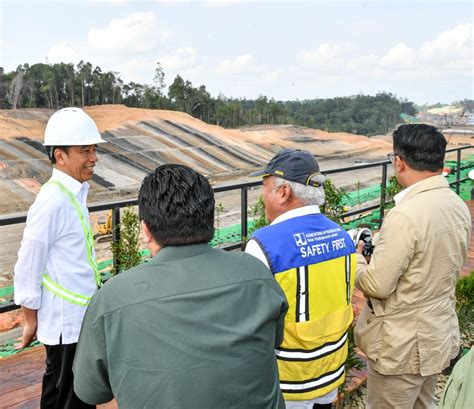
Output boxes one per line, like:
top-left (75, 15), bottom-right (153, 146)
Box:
top-left (94, 210), bottom-right (113, 242)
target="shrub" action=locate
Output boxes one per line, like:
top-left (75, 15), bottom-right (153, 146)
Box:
top-left (111, 206), bottom-right (141, 275)
top-left (322, 179), bottom-right (348, 223)
top-left (456, 271), bottom-right (474, 335)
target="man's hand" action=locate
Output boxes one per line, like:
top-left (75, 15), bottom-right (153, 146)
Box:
top-left (14, 306), bottom-right (38, 349)
top-left (357, 240), bottom-right (371, 264)
top-left (15, 322), bottom-right (37, 349)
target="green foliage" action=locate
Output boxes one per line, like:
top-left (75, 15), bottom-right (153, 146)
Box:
top-left (354, 180), bottom-right (361, 206)
top-left (385, 175), bottom-right (403, 209)
top-left (1, 61), bottom-right (415, 136)
top-left (285, 92), bottom-right (415, 136)
top-left (322, 179), bottom-right (348, 223)
top-left (386, 175), bottom-right (403, 198)
top-left (246, 178), bottom-right (348, 239)
top-left (111, 206), bottom-right (141, 275)
top-left (456, 272), bottom-right (474, 335)
top-left (247, 195), bottom-right (269, 238)
top-left (215, 202), bottom-right (225, 244)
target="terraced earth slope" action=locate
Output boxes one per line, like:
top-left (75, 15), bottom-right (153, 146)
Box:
top-left (1, 105), bottom-right (396, 214)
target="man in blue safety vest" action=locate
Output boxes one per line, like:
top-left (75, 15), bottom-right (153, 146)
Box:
top-left (14, 107), bottom-right (106, 409)
top-left (246, 148), bottom-right (356, 409)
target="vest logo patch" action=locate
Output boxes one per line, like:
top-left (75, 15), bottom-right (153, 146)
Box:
top-left (291, 228), bottom-right (349, 258)
top-left (293, 233), bottom-right (307, 246)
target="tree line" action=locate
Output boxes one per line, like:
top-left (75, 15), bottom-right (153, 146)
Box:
top-left (0, 61), bottom-right (418, 136)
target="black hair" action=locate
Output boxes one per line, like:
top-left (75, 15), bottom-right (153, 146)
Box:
top-left (138, 164), bottom-right (215, 247)
top-left (393, 124), bottom-right (447, 172)
top-left (46, 146), bottom-right (70, 164)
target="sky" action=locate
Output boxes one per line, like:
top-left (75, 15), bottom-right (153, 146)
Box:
top-left (0, 0), bottom-right (472, 105)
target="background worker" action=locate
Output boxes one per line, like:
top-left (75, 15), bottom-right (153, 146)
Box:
top-left (354, 124), bottom-right (471, 408)
top-left (246, 148), bottom-right (356, 409)
top-left (73, 164), bottom-right (288, 409)
top-left (14, 107), bottom-right (106, 409)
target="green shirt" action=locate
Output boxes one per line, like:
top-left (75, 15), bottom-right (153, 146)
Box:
top-left (73, 244), bottom-right (288, 409)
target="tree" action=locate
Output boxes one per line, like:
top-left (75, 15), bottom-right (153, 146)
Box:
top-left (168, 75), bottom-right (187, 111)
top-left (77, 61), bottom-right (92, 106)
top-left (153, 62), bottom-right (165, 95)
top-left (7, 70), bottom-right (24, 109)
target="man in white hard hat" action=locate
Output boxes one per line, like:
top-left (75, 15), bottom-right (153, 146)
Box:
top-left (14, 107), bottom-right (106, 409)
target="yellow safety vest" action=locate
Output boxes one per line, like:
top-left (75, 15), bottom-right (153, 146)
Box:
top-left (41, 180), bottom-right (101, 306)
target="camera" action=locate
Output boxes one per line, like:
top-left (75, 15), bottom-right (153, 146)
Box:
top-left (347, 228), bottom-right (375, 257)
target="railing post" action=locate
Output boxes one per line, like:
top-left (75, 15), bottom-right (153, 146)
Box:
top-left (456, 148), bottom-right (461, 195)
top-left (379, 163), bottom-right (387, 228)
top-left (112, 207), bottom-right (121, 271)
top-left (240, 187), bottom-right (248, 249)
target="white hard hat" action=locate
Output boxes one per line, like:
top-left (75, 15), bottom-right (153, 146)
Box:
top-left (347, 228), bottom-right (372, 245)
top-left (469, 170), bottom-right (474, 180)
top-left (43, 107), bottom-right (106, 146)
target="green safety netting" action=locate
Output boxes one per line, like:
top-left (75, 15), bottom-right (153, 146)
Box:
top-left (400, 113), bottom-right (421, 123)
top-left (2, 159), bottom-right (473, 357)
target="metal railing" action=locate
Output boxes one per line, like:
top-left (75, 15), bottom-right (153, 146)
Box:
top-left (1, 145), bottom-right (472, 313)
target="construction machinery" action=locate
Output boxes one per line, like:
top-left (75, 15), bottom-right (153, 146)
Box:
top-left (94, 210), bottom-right (113, 242)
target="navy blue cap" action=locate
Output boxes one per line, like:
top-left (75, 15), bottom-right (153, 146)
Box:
top-left (250, 148), bottom-right (323, 187)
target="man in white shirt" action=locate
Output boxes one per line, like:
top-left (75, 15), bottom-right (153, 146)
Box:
top-left (14, 107), bottom-right (106, 409)
top-left (245, 149), bottom-right (356, 409)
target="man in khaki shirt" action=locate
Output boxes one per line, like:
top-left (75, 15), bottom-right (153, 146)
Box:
top-left (354, 124), bottom-right (471, 409)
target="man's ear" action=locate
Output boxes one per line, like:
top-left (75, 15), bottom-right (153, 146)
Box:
top-left (279, 183), bottom-right (293, 204)
top-left (394, 155), bottom-right (405, 173)
top-left (141, 220), bottom-right (153, 244)
top-left (54, 148), bottom-right (66, 165)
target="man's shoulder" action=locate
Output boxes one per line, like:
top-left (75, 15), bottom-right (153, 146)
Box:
top-left (34, 183), bottom-right (69, 206)
top-left (207, 246), bottom-right (272, 272)
top-left (26, 185), bottom-right (68, 218)
top-left (396, 185), bottom-right (469, 215)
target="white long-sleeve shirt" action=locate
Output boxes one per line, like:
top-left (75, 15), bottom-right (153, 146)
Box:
top-left (14, 168), bottom-right (98, 345)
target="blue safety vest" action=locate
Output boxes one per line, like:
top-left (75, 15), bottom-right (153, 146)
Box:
top-left (251, 213), bottom-right (356, 400)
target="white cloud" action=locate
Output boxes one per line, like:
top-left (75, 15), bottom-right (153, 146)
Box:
top-left (420, 23), bottom-right (472, 60)
top-left (380, 43), bottom-right (416, 68)
top-left (47, 41), bottom-right (80, 64)
top-left (160, 47), bottom-right (197, 71)
top-left (111, 57), bottom-right (157, 84)
top-left (203, 0), bottom-right (254, 6)
top-left (347, 23), bottom-right (472, 79)
top-left (297, 43), bottom-right (352, 66)
top-left (262, 69), bottom-right (282, 83)
top-left (88, 12), bottom-right (159, 53)
top-left (216, 54), bottom-right (264, 75)
top-left (159, 29), bottom-right (175, 41)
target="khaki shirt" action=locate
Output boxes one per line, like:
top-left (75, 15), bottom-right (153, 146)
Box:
top-left (355, 175), bottom-right (471, 376)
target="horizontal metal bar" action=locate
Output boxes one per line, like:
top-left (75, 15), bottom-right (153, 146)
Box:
top-left (342, 203), bottom-right (381, 218)
top-left (1, 146), bottom-right (472, 226)
top-left (1, 145), bottom-right (472, 313)
top-left (0, 301), bottom-right (18, 313)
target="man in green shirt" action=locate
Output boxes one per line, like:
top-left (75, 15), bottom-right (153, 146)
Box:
top-left (73, 164), bottom-right (288, 409)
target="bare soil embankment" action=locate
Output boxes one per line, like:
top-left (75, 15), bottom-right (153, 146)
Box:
top-left (0, 105), bottom-right (396, 214)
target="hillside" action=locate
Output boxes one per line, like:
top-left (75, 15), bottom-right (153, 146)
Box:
top-left (1, 105), bottom-right (395, 213)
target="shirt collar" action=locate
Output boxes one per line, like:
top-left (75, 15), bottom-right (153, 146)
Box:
top-left (151, 243), bottom-right (213, 263)
top-left (271, 205), bottom-right (321, 225)
top-left (393, 179), bottom-right (425, 205)
top-left (51, 168), bottom-right (89, 199)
